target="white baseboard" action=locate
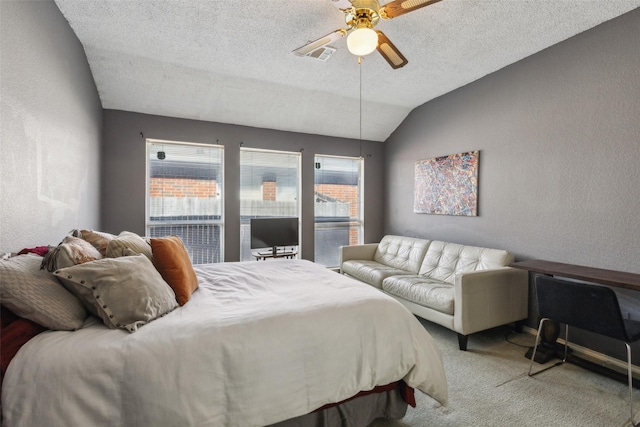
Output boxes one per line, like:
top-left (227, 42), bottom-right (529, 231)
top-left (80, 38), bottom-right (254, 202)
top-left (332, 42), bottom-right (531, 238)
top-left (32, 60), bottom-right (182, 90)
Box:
top-left (522, 326), bottom-right (640, 378)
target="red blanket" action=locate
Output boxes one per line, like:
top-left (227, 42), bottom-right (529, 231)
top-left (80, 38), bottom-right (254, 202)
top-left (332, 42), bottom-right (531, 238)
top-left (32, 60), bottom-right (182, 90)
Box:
top-left (315, 380), bottom-right (415, 411)
top-left (1, 305), bottom-right (47, 391)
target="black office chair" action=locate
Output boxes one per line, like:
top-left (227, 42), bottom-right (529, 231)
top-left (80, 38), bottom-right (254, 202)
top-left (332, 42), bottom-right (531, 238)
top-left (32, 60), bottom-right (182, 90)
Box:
top-left (528, 274), bottom-right (640, 427)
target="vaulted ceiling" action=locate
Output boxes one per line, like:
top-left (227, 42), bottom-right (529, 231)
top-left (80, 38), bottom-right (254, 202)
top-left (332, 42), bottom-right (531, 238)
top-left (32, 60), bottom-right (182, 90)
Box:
top-left (54, 0), bottom-right (640, 142)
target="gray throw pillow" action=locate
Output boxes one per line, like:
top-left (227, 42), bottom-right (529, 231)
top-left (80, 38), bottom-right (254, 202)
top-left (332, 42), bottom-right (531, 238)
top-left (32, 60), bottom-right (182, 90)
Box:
top-left (0, 254), bottom-right (87, 330)
top-left (54, 255), bottom-right (178, 332)
top-left (106, 231), bottom-right (153, 260)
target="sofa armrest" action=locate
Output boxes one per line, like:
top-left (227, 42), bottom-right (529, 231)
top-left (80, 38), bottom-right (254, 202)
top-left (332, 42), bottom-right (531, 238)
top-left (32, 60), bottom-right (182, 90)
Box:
top-left (339, 244), bottom-right (379, 272)
top-left (453, 267), bottom-right (529, 335)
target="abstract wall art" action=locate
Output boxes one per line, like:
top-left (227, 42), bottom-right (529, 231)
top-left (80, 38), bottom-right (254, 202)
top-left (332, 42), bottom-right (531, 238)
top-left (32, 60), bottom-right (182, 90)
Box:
top-left (414, 151), bottom-right (479, 216)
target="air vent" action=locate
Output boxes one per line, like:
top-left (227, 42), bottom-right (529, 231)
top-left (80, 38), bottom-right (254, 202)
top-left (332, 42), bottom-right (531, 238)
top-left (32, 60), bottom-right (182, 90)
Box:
top-left (307, 45), bottom-right (336, 62)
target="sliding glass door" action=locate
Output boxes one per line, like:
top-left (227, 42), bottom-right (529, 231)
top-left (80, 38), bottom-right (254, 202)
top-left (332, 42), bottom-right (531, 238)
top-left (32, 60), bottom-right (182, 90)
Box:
top-left (314, 155), bottom-right (363, 267)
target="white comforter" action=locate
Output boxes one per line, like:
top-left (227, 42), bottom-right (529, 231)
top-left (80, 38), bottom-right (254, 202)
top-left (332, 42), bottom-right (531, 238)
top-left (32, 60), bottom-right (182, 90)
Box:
top-left (2, 259), bottom-right (447, 427)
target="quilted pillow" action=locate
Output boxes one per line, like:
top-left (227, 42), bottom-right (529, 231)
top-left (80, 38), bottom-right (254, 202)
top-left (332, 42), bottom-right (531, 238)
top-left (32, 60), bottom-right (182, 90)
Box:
top-left (106, 231), bottom-right (152, 260)
top-left (150, 236), bottom-right (199, 306)
top-left (40, 235), bottom-right (103, 272)
top-left (0, 255), bottom-right (87, 330)
top-left (54, 255), bottom-right (178, 332)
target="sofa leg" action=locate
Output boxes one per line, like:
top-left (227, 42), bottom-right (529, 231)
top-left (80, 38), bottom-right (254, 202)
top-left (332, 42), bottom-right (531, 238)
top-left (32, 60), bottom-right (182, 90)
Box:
top-left (457, 333), bottom-right (468, 351)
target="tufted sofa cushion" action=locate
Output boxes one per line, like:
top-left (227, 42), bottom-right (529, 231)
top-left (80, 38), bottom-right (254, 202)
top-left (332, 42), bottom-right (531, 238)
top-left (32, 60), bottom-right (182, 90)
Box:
top-left (418, 241), bottom-right (514, 285)
top-left (382, 275), bottom-right (455, 315)
top-left (340, 260), bottom-right (410, 289)
top-left (373, 235), bottom-right (431, 274)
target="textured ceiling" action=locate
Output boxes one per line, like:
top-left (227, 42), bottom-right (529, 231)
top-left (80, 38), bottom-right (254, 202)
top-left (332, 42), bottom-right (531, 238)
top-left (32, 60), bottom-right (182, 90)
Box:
top-left (54, 0), bottom-right (640, 142)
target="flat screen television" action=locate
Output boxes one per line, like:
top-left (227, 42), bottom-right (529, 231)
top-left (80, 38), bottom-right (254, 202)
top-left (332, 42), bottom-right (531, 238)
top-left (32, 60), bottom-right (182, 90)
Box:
top-left (250, 217), bottom-right (299, 255)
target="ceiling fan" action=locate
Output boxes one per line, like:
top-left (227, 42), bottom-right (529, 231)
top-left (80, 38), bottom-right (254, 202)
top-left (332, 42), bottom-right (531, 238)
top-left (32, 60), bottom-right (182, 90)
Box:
top-left (292, 0), bottom-right (442, 69)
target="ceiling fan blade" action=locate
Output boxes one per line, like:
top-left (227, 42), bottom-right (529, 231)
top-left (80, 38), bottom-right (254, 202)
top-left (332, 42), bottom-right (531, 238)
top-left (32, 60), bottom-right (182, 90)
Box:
top-left (379, 0), bottom-right (442, 19)
top-left (292, 29), bottom-right (347, 57)
top-left (376, 31), bottom-right (408, 69)
top-left (325, 0), bottom-right (354, 11)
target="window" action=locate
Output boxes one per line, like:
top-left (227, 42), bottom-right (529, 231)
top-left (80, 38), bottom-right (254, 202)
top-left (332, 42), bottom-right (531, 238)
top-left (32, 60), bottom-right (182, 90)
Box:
top-left (146, 140), bottom-right (224, 264)
top-left (239, 148), bottom-right (301, 261)
top-left (314, 155), bottom-right (363, 267)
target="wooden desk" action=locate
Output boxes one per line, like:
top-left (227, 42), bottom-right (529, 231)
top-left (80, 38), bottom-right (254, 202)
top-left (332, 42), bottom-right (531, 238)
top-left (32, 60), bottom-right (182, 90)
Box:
top-left (510, 259), bottom-right (640, 374)
top-left (509, 259), bottom-right (640, 291)
top-left (252, 250), bottom-right (297, 261)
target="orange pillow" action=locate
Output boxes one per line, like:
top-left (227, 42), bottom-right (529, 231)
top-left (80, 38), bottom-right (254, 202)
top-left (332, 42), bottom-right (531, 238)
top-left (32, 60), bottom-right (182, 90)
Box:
top-left (150, 236), bottom-right (198, 306)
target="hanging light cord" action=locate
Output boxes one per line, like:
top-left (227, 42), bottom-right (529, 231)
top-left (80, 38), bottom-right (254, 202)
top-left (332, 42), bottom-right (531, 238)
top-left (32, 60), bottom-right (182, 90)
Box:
top-left (358, 56), bottom-right (363, 157)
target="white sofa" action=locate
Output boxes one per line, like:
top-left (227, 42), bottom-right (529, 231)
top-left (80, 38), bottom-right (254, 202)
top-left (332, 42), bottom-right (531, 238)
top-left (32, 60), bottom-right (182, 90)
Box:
top-left (340, 235), bottom-right (529, 350)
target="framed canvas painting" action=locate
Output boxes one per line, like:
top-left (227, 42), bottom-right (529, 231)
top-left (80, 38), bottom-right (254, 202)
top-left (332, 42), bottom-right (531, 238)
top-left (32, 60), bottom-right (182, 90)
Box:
top-left (414, 151), bottom-right (479, 216)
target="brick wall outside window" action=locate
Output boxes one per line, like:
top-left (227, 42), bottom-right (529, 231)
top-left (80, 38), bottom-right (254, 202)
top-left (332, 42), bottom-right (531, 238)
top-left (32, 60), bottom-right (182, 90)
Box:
top-left (315, 183), bottom-right (359, 245)
top-left (315, 184), bottom-right (358, 217)
top-left (262, 181), bottom-right (277, 201)
top-left (150, 178), bottom-right (217, 198)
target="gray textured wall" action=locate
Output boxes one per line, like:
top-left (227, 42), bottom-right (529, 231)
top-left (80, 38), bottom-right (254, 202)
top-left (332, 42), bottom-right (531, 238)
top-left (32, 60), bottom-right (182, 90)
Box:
top-left (385, 9), bottom-right (640, 360)
top-left (101, 110), bottom-right (384, 262)
top-left (385, 9), bottom-right (640, 274)
top-left (0, 0), bottom-right (103, 253)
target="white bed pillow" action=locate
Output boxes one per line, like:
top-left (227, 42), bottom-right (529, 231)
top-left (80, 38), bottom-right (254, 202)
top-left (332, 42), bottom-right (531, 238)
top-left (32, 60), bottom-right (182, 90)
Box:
top-left (54, 255), bottom-right (178, 332)
top-left (0, 254), bottom-right (87, 330)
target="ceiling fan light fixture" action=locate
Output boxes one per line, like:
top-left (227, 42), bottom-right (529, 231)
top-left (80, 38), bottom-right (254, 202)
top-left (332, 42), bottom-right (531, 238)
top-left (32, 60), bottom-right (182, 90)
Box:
top-left (347, 27), bottom-right (378, 56)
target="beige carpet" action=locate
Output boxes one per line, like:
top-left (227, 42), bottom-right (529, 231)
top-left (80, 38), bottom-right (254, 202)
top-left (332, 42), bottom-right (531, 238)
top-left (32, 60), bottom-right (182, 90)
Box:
top-left (372, 319), bottom-right (640, 427)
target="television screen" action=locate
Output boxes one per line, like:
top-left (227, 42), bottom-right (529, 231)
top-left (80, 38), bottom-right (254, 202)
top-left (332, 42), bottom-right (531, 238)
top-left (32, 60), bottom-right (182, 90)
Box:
top-left (250, 217), bottom-right (299, 250)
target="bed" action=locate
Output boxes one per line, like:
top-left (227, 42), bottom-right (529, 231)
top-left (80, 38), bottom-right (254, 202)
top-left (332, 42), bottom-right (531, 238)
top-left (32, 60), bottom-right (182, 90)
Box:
top-left (1, 236), bottom-right (447, 427)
